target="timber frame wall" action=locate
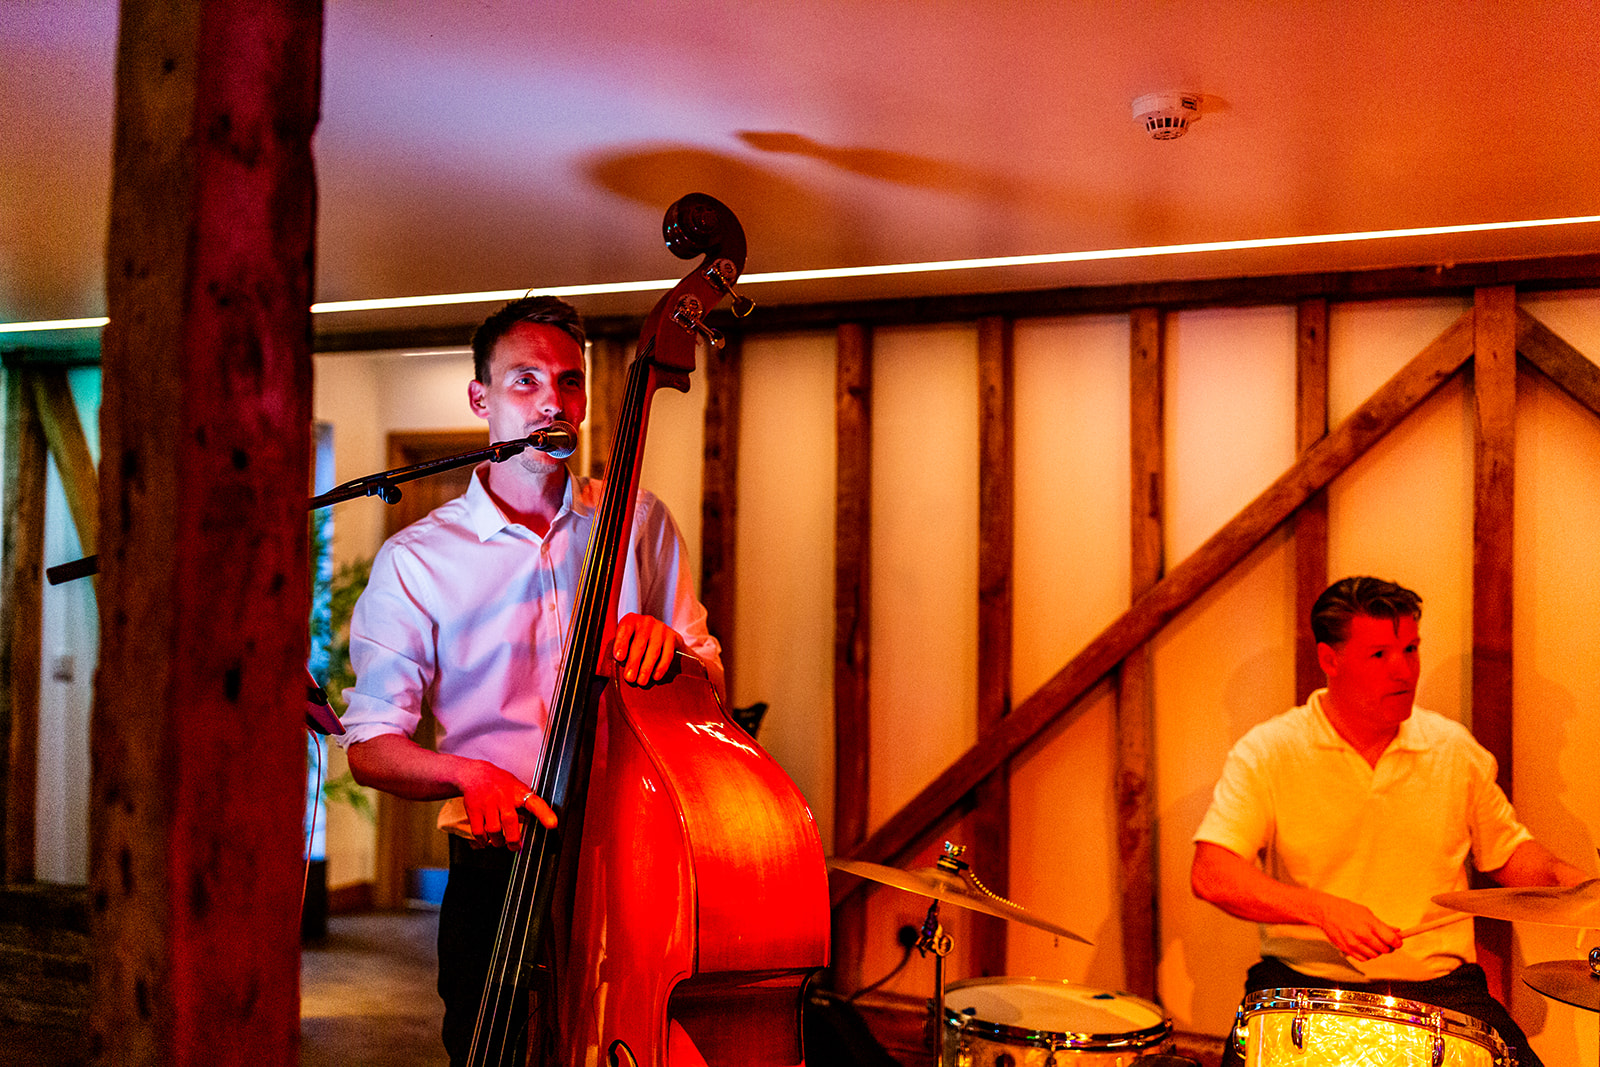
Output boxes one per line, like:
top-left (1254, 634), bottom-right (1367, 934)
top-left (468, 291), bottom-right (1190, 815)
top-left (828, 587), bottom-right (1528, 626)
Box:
top-left (312, 251), bottom-right (1600, 1003)
top-left (4, 254), bottom-right (1600, 1035)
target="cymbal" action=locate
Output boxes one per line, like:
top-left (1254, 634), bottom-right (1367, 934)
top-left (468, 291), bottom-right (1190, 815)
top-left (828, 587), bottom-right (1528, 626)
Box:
top-left (1431, 879), bottom-right (1600, 928)
top-left (1523, 959), bottom-right (1600, 1013)
top-left (827, 857), bottom-right (1091, 945)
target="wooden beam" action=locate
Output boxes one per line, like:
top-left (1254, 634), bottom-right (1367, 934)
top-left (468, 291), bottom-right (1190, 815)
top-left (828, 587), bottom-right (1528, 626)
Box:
top-left (831, 322), bottom-right (872, 989)
top-left (970, 315), bottom-right (1014, 977)
top-left (1116, 306), bottom-right (1163, 999)
top-left (30, 370), bottom-right (100, 567)
top-left (1294, 299), bottom-right (1331, 703)
top-left (91, 2), bottom-right (321, 1063)
top-left (2, 369), bottom-right (48, 882)
top-left (1515, 306), bottom-right (1600, 419)
top-left (848, 308), bottom-right (1475, 867)
top-left (700, 332), bottom-right (742, 692)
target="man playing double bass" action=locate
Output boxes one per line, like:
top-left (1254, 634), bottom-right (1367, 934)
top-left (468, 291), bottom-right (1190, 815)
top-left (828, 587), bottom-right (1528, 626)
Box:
top-left (336, 295), bottom-right (724, 1065)
top-left (1191, 576), bottom-right (1588, 1067)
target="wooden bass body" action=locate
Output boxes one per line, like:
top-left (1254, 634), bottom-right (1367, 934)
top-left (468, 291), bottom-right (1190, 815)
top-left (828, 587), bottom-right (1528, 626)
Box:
top-left (553, 658), bottom-right (831, 1066)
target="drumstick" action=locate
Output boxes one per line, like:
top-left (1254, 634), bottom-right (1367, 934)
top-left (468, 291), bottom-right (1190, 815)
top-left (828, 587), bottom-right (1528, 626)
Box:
top-left (1399, 912), bottom-right (1474, 939)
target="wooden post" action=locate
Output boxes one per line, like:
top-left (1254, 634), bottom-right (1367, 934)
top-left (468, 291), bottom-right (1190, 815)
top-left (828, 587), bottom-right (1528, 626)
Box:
top-left (1294, 300), bottom-right (1330, 703)
top-left (2, 367), bottom-right (48, 883)
top-left (701, 331), bottom-right (742, 690)
top-left (1472, 286), bottom-right (1517, 792)
top-left (831, 322), bottom-right (872, 990)
top-left (970, 315), bottom-right (1014, 977)
top-left (1116, 306), bottom-right (1163, 999)
top-left (91, 2), bottom-right (321, 1063)
top-left (1470, 284), bottom-right (1517, 1001)
top-left (586, 334), bottom-right (630, 482)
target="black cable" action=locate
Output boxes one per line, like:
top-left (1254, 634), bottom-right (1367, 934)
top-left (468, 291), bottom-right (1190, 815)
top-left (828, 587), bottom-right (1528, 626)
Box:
top-left (846, 924), bottom-right (920, 1003)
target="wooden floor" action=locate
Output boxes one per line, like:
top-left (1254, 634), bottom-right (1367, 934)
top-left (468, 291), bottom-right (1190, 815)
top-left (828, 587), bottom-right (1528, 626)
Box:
top-left (301, 909), bottom-right (448, 1067)
top-left (300, 910), bottom-right (1224, 1066)
top-left (302, 910), bottom-right (931, 1067)
top-left (2, 905), bottom-right (1219, 1066)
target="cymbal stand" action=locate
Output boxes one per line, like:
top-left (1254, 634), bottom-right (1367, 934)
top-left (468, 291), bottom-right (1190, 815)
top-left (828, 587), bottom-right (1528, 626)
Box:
top-left (916, 897), bottom-right (954, 1067)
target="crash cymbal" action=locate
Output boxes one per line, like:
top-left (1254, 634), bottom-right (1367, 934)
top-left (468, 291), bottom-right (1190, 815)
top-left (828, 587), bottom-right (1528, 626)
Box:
top-left (1523, 955), bottom-right (1600, 1013)
top-left (1431, 879), bottom-right (1600, 928)
top-left (827, 857), bottom-right (1090, 945)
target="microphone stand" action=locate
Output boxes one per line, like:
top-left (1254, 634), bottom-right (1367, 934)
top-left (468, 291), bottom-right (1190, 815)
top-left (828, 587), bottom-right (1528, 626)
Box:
top-left (308, 432), bottom-right (565, 510)
top-left (44, 429), bottom-right (575, 586)
top-left (44, 428), bottom-right (577, 735)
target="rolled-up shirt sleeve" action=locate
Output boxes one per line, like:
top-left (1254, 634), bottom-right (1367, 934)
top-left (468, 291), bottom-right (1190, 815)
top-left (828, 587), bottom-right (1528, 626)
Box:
top-left (335, 538), bottom-right (435, 749)
top-left (629, 492), bottom-right (722, 672)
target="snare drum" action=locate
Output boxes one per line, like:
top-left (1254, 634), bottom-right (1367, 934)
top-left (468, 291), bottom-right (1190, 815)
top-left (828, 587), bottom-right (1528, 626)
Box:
top-left (942, 976), bottom-right (1173, 1066)
top-left (1234, 988), bottom-right (1512, 1066)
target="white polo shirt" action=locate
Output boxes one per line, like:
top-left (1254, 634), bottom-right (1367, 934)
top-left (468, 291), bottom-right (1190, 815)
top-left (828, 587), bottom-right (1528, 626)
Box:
top-left (336, 465), bottom-right (721, 786)
top-left (1194, 690), bottom-right (1531, 981)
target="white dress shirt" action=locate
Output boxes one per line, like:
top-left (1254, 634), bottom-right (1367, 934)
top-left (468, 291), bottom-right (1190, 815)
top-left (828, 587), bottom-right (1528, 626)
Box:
top-left (336, 464), bottom-right (721, 786)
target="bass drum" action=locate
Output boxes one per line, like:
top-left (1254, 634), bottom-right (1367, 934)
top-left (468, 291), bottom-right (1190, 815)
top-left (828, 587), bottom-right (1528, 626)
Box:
top-left (942, 976), bottom-right (1173, 1066)
top-left (1234, 988), bottom-right (1512, 1067)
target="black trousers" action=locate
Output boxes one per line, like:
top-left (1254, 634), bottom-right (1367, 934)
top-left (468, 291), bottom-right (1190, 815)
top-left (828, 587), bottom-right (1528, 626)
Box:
top-left (438, 837), bottom-right (523, 1067)
top-left (1219, 958), bottom-right (1539, 1067)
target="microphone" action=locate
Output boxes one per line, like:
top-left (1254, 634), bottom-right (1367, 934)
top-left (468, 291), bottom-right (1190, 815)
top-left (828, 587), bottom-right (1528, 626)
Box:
top-left (522, 421), bottom-right (578, 460)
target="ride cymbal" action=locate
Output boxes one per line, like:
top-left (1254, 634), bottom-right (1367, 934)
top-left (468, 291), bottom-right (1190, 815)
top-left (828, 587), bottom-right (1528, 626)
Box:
top-left (827, 857), bottom-right (1090, 944)
top-left (1431, 879), bottom-right (1600, 928)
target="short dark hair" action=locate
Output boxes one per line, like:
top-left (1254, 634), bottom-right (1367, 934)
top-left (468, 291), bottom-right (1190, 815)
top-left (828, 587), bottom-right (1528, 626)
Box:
top-left (1310, 576), bottom-right (1423, 647)
top-left (470, 295), bottom-right (586, 383)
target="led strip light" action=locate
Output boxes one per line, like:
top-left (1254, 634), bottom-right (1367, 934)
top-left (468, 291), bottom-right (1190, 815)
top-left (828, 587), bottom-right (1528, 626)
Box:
top-left (5, 213), bottom-right (1600, 333)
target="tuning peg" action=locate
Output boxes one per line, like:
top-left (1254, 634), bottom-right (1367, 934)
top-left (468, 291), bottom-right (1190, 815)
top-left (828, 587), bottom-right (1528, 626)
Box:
top-left (672, 296), bottom-right (725, 350)
top-left (702, 259), bottom-right (755, 317)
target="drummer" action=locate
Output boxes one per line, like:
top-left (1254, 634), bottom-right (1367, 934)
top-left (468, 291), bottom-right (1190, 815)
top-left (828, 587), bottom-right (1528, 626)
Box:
top-left (1191, 576), bottom-right (1589, 1067)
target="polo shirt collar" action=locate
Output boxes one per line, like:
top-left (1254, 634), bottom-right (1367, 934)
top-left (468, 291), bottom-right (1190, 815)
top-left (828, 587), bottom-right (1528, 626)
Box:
top-left (463, 463), bottom-right (589, 542)
top-left (1306, 688), bottom-right (1431, 754)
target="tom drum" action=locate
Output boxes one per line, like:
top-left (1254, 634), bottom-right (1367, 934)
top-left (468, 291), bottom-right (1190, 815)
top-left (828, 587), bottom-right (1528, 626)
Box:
top-left (942, 976), bottom-right (1174, 1066)
top-left (1234, 988), bottom-right (1512, 1067)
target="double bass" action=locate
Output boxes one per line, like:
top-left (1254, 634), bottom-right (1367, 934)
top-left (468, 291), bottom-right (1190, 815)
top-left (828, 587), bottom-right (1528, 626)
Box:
top-left (467, 194), bottom-right (831, 1067)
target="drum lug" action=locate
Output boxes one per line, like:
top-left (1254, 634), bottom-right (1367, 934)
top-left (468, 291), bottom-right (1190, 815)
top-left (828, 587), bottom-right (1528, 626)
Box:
top-left (1431, 1010), bottom-right (1446, 1067)
top-left (1292, 990), bottom-right (1310, 1051)
top-left (1231, 1006), bottom-right (1249, 1059)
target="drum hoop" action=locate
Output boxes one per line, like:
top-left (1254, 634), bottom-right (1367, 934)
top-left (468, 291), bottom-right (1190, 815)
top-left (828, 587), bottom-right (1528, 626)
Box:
top-left (942, 976), bottom-right (1173, 1052)
top-left (1241, 986), bottom-right (1508, 1055)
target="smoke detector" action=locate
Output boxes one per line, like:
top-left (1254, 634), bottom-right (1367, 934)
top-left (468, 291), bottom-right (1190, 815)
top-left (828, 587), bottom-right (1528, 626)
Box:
top-left (1132, 92), bottom-right (1203, 140)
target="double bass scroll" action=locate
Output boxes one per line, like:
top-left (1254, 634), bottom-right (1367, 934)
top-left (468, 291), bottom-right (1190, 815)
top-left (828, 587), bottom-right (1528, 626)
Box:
top-left (467, 194), bottom-right (831, 1067)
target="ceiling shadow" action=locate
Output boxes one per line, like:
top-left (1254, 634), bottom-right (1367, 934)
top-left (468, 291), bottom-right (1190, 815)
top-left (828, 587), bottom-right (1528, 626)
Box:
top-left (584, 144), bottom-right (884, 268)
top-left (737, 130), bottom-right (1097, 219)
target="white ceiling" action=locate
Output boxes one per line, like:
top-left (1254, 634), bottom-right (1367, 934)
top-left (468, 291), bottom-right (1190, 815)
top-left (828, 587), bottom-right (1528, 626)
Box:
top-left (5, 0), bottom-right (1600, 336)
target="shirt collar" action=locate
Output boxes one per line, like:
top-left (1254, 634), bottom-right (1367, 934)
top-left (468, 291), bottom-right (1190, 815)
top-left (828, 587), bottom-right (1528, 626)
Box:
top-left (462, 463), bottom-right (590, 542)
top-left (1306, 688), bottom-right (1431, 754)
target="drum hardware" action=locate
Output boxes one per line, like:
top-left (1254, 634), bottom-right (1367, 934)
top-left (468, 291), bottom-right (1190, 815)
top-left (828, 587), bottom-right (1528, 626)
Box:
top-left (916, 894), bottom-right (955, 1064)
top-left (829, 844), bottom-right (1102, 1067)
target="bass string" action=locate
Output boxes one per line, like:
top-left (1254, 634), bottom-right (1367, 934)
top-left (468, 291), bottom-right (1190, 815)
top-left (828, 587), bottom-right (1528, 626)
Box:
top-left (469, 351), bottom-right (656, 1063)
